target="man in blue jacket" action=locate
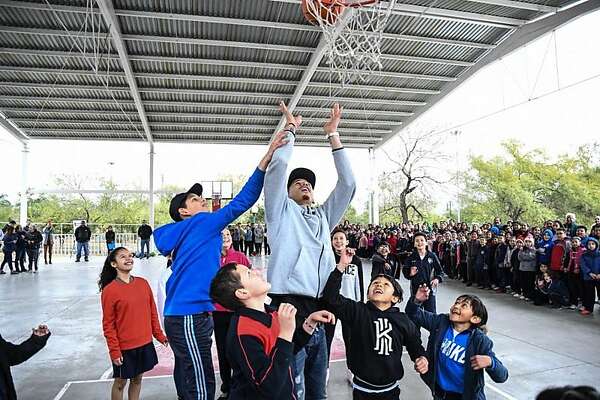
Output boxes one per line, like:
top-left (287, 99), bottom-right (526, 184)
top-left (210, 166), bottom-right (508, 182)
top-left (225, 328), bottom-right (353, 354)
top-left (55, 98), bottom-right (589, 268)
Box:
top-left (153, 132), bottom-right (288, 400)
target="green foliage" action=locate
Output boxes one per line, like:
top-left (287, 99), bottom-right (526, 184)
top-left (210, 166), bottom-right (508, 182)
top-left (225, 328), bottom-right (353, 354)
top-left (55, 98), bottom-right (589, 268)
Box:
top-left (462, 140), bottom-right (600, 226)
top-left (0, 194), bottom-right (16, 222)
top-left (343, 204), bottom-right (369, 225)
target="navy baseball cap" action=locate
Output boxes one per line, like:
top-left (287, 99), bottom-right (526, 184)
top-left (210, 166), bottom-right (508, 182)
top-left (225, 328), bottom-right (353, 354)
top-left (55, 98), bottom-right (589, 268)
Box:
top-left (169, 183), bottom-right (203, 222)
top-left (287, 167), bottom-right (316, 190)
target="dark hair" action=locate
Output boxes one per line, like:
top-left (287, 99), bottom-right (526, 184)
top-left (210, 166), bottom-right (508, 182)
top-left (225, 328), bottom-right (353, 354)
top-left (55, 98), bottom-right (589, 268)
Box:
top-left (413, 231), bottom-right (427, 241)
top-left (98, 247), bottom-right (128, 291)
top-left (577, 225), bottom-right (587, 232)
top-left (455, 294), bottom-right (488, 329)
top-left (209, 262), bottom-right (245, 310)
top-left (331, 228), bottom-right (347, 239)
top-left (369, 274), bottom-right (403, 303)
top-left (536, 386), bottom-right (600, 400)
top-left (5, 225), bottom-right (14, 234)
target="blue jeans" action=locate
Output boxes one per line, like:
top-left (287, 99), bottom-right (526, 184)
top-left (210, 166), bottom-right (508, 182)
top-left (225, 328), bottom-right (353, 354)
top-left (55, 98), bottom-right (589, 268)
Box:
top-left (294, 326), bottom-right (328, 400)
top-left (140, 239), bottom-right (150, 257)
top-left (164, 314), bottom-right (215, 400)
top-left (76, 241), bottom-right (89, 260)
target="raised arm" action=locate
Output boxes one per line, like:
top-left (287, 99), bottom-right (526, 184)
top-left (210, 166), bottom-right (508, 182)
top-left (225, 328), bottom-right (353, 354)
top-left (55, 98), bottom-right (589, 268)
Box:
top-left (320, 104), bottom-right (356, 230)
top-left (322, 249), bottom-right (359, 321)
top-left (213, 131), bottom-right (289, 231)
top-left (264, 102), bottom-right (303, 227)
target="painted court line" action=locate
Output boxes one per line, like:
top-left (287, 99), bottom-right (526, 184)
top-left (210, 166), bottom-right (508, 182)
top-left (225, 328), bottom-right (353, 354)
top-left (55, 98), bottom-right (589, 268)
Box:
top-left (486, 382), bottom-right (519, 400)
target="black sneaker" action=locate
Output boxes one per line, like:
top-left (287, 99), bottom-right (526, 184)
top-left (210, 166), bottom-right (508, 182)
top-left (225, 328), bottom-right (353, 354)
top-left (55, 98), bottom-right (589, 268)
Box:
top-left (75, 259), bottom-right (80, 262)
top-left (84, 258), bottom-right (89, 262)
top-left (0, 271), bottom-right (6, 275)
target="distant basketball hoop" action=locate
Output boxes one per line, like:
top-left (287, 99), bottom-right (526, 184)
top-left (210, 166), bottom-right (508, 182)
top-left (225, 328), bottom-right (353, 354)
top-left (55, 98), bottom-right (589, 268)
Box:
top-left (301, 0), bottom-right (397, 84)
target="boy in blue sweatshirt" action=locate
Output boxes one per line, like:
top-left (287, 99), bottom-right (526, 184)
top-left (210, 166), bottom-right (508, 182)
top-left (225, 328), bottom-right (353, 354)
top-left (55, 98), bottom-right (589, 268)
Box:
top-left (153, 132), bottom-right (288, 400)
top-left (406, 285), bottom-right (508, 400)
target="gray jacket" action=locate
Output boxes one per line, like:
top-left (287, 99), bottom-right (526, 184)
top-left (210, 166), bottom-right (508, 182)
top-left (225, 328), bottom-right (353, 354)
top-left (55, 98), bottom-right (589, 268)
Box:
top-left (264, 133), bottom-right (356, 297)
top-left (518, 247), bottom-right (537, 272)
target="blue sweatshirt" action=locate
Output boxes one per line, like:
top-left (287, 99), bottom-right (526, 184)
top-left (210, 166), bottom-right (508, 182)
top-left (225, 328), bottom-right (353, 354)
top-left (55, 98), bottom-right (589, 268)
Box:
top-left (153, 168), bottom-right (265, 316)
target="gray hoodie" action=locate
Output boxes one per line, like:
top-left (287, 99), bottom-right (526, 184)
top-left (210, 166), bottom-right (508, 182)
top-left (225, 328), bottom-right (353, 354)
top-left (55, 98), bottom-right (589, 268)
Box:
top-left (264, 133), bottom-right (356, 298)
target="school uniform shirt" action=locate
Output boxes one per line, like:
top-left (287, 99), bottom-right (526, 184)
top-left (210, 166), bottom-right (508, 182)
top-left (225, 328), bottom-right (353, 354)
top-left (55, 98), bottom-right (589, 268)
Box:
top-left (101, 276), bottom-right (167, 360)
top-left (403, 250), bottom-right (443, 294)
top-left (226, 306), bottom-right (311, 400)
top-left (437, 326), bottom-right (470, 393)
top-left (323, 269), bottom-right (426, 394)
top-left (334, 252), bottom-right (364, 303)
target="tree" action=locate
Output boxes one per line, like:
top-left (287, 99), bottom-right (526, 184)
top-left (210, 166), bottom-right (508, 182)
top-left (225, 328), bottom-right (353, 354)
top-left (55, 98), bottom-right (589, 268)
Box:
top-left (461, 140), bottom-right (600, 225)
top-left (0, 194), bottom-right (16, 222)
top-left (379, 129), bottom-right (451, 223)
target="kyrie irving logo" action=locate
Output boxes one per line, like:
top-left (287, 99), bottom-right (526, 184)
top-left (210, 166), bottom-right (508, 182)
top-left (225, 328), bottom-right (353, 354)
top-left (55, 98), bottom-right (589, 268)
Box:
top-left (373, 318), bottom-right (393, 356)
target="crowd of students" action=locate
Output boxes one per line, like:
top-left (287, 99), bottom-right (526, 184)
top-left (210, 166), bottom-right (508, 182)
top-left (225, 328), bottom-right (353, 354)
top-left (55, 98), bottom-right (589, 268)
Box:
top-left (339, 214), bottom-right (600, 316)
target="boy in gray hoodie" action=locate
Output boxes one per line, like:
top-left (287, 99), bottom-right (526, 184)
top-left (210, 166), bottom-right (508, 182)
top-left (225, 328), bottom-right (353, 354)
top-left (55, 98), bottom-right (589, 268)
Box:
top-left (264, 102), bottom-right (356, 400)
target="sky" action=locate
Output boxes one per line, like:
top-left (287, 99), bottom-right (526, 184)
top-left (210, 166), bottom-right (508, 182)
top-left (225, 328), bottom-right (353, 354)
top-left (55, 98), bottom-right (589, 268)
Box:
top-left (1, 8), bottom-right (599, 215)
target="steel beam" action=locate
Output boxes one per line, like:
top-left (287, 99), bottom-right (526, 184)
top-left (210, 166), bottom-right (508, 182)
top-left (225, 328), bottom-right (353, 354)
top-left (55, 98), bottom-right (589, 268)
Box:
top-left (0, 64), bottom-right (452, 88)
top-left (0, 112), bottom-right (29, 144)
top-left (376, 0), bottom-right (600, 148)
top-left (96, 0), bottom-right (153, 144)
top-left (270, 0), bottom-right (527, 27)
top-left (0, 81), bottom-right (426, 107)
top-left (0, 24), bottom-right (496, 51)
top-left (0, 96), bottom-right (414, 117)
top-left (465, 0), bottom-right (557, 13)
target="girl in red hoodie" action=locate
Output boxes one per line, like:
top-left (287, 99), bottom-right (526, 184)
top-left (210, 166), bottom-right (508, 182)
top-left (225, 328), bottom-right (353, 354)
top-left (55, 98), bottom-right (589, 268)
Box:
top-left (99, 247), bottom-right (168, 400)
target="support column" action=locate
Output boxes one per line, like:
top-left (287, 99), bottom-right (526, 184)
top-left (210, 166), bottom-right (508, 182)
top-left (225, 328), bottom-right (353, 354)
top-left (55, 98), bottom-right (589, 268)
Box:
top-left (148, 143), bottom-right (155, 230)
top-left (368, 147), bottom-right (380, 225)
top-left (19, 142), bottom-right (29, 226)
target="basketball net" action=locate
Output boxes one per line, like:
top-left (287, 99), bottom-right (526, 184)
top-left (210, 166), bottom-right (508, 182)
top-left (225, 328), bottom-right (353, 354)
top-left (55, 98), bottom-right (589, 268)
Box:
top-left (306, 0), bottom-right (397, 85)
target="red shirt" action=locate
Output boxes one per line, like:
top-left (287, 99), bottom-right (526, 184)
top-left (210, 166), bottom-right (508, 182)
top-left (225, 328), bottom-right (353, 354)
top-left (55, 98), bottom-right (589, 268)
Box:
top-left (101, 276), bottom-right (167, 360)
top-left (214, 247), bottom-right (251, 312)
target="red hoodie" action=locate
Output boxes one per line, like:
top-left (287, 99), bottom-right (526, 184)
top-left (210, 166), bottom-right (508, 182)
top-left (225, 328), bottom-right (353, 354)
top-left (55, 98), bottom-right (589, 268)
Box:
top-left (549, 239), bottom-right (569, 271)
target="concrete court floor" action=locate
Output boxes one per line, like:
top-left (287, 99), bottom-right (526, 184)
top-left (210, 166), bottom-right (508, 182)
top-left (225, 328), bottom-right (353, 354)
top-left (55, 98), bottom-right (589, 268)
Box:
top-left (1, 255), bottom-right (599, 400)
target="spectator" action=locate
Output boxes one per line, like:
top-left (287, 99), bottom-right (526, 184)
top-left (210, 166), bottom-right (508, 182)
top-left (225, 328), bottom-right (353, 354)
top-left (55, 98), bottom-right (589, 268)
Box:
top-left (14, 225), bottom-right (26, 273)
top-left (42, 220), bottom-right (54, 265)
top-left (231, 224), bottom-right (241, 252)
top-left (566, 236), bottom-right (584, 309)
top-left (518, 237), bottom-right (538, 301)
top-left (1, 226), bottom-right (18, 275)
top-left (74, 221), bottom-right (92, 262)
top-left (580, 238), bottom-right (600, 315)
top-left (25, 225), bottom-right (43, 273)
top-left (564, 213), bottom-right (577, 238)
top-left (403, 232), bottom-right (443, 313)
top-left (371, 242), bottom-right (398, 279)
top-left (105, 226), bottom-right (116, 254)
top-left (0, 324), bottom-right (51, 400)
top-left (253, 223), bottom-right (264, 256)
top-left (137, 220), bottom-right (153, 259)
top-left (549, 228), bottom-right (570, 280)
top-left (243, 224), bottom-right (253, 256)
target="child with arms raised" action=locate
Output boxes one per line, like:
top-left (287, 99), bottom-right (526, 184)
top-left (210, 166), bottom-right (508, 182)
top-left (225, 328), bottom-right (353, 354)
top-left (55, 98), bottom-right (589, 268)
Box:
top-left (406, 285), bottom-right (508, 400)
top-left (323, 248), bottom-right (429, 400)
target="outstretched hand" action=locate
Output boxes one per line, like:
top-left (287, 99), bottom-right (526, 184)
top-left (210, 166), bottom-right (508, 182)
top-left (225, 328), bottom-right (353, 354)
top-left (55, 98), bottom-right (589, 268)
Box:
top-left (32, 325), bottom-right (50, 337)
top-left (336, 248), bottom-right (355, 272)
top-left (258, 130), bottom-right (290, 171)
top-left (323, 103), bottom-right (342, 135)
top-left (279, 101), bottom-right (302, 128)
top-left (415, 284), bottom-right (430, 303)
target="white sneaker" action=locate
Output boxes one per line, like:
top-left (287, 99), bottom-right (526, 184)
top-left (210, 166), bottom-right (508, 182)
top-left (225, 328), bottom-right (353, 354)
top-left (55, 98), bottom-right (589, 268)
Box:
top-left (513, 293), bottom-right (520, 298)
top-left (569, 305), bottom-right (577, 310)
top-left (519, 295), bottom-right (525, 300)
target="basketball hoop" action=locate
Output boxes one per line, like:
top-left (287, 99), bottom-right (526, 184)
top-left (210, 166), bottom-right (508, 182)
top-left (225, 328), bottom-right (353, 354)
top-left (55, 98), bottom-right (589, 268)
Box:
top-left (301, 0), bottom-right (397, 84)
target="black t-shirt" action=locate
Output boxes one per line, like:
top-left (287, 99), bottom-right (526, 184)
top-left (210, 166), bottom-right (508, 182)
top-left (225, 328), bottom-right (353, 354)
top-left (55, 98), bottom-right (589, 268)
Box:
top-left (0, 369), bottom-right (7, 400)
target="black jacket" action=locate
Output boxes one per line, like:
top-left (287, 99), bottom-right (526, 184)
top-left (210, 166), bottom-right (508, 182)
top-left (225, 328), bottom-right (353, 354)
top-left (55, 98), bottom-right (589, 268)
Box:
top-left (323, 269), bottom-right (425, 393)
top-left (1, 333), bottom-right (50, 400)
top-left (25, 231), bottom-right (43, 250)
top-left (105, 230), bottom-right (115, 243)
top-left (226, 306), bottom-right (310, 400)
top-left (137, 224), bottom-right (153, 240)
top-left (371, 253), bottom-right (398, 280)
top-left (402, 250), bottom-right (443, 294)
top-left (74, 226), bottom-right (91, 242)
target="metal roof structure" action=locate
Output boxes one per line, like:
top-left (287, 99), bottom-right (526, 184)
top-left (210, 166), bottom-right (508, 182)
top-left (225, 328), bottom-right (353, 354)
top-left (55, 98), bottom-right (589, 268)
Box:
top-left (1, 0), bottom-right (599, 148)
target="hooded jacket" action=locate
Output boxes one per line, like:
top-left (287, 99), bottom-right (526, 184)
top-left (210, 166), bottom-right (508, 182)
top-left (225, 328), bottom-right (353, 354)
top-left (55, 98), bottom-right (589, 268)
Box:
top-left (402, 250), bottom-right (443, 294)
top-left (153, 168), bottom-right (264, 316)
top-left (580, 238), bottom-right (600, 281)
top-left (264, 133), bottom-right (356, 301)
top-left (536, 230), bottom-right (554, 265)
top-left (405, 301), bottom-right (508, 400)
top-left (323, 269), bottom-right (425, 394)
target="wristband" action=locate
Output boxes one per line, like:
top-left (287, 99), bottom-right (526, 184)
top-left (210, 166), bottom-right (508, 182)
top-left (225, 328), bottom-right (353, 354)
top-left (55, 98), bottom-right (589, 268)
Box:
top-left (326, 131), bottom-right (340, 139)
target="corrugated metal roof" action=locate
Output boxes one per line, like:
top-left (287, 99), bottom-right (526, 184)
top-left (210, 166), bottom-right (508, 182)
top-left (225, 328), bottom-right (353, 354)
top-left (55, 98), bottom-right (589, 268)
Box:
top-left (0, 0), bottom-right (582, 147)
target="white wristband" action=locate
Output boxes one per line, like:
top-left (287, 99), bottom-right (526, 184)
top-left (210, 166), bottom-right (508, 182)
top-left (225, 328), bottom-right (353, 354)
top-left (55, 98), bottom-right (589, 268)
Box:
top-left (326, 131), bottom-right (340, 139)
